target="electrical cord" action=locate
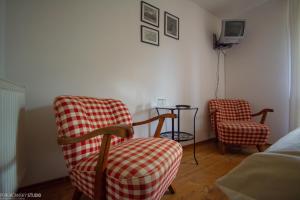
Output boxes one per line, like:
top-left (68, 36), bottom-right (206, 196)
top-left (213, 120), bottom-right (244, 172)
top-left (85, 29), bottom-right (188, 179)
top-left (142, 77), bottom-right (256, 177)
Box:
top-left (215, 49), bottom-right (221, 99)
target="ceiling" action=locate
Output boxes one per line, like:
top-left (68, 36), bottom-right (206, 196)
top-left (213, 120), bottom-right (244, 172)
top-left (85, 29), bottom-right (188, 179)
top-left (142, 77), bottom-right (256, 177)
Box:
top-left (190, 0), bottom-right (270, 18)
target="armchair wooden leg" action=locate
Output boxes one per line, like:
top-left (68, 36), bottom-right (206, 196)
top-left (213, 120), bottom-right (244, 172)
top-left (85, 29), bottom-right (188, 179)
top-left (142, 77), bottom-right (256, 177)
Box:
top-left (219, 142), bottom-right (226, 154)
top-left (256, 145), bottom-right (264, 152)
top-left (72, 188), bottom-right (82, 200)
top-left (168, 184), bottom-right (176, 194)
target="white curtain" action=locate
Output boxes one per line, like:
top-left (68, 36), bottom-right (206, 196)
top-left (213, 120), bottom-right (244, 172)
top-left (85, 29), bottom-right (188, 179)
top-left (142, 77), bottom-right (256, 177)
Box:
top-left (289, 0), bottom-right (300, 130)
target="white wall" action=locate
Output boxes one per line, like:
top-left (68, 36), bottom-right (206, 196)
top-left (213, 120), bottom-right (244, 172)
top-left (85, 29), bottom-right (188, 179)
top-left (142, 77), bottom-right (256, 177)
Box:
top-left (225, 0), bottom-right (290, 143)
top-left (5, 0), bottom-right (224, 186)
top-left (0, 0), bottom-right (6, 78)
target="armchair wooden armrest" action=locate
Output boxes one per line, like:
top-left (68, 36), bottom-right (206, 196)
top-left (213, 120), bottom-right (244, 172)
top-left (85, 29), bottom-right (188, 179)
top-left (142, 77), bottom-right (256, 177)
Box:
top-left (57, 124), bottom-right (133, 145)
top-left (133, 113), bottom-right (176, 138)
top-left (251, 108), bottom-right (274, 124)
top-left (57, 124), bottom-right (133, 200)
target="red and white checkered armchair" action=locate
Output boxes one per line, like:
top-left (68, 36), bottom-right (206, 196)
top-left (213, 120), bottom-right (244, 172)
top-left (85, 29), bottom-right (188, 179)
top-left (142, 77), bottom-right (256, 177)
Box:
top-left (54, 96), bottom-right (182, 200)
top-left (208, 99), bottom-right (273, 154)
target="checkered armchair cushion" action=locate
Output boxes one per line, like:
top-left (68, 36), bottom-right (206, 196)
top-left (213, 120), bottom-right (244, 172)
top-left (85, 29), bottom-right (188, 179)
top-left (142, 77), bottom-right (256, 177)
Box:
top-left (54, 96), bottom-right (133, 168)
top-left (54, 95), bottom-right (182, 200)
top-left (73, 138), bottom-right (182, 199)
top-left (208, 99), bottom-right (270, 145)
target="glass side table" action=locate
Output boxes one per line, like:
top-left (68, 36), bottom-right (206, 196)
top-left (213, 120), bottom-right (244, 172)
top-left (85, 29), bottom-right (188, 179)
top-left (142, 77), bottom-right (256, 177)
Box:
top-left (155, 106), bottom-right (199, 165)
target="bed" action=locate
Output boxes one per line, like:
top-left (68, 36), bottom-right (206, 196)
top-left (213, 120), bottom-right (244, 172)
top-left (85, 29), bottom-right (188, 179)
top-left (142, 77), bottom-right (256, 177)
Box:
top-left (215, 128), bottom-right (300, 200)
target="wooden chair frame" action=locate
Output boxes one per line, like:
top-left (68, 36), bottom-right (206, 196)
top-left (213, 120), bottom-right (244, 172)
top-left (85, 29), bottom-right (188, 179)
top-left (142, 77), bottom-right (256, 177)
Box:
top-left (210, 108), bottom-right (274, 154)
top-left (57, 113), bottom-right (176, 200)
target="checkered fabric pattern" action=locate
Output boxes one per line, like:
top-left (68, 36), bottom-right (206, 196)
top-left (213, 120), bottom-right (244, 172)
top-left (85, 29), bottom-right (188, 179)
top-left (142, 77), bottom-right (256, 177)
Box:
top-left (208, 99), bottom-right (269, 145)
top-left (54, 95), bottom-right (183, 199)
top-left (218, 121), bottom-right (270, 145)
top-left (209, 99), bottom-right (251, 131)
top-left (73, 138), bottom-right (182, 199)
top-left (54, 96), bottom-right (133, 169)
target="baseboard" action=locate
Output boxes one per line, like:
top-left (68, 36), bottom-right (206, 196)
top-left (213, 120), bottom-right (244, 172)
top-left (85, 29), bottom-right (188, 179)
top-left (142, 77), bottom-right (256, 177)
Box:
top-left (197, 138), bottom-right (216, 144)
top-left (18, 176), bottom-right (70, 192)
top-left (181, 137), bottom-right (216, 147)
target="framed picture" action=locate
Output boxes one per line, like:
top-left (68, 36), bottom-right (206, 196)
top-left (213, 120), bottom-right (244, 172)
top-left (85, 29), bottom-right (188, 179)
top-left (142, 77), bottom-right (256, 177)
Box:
top-left (164, 12), bottom-right (179, 40)
top-left (141, 25), bottom-right (159, 46)
top-left (141, 1), bottom-right (159, 27)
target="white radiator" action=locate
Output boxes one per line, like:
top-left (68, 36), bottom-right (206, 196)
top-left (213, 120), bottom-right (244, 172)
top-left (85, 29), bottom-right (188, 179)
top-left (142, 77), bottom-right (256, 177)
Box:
top-left (0, 79), bottom-right (25, 193)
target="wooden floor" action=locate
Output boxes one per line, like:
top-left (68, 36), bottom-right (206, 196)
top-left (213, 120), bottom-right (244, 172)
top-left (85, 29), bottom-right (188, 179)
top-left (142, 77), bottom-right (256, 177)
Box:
top-left (20, 141), bottom-right (259, 200)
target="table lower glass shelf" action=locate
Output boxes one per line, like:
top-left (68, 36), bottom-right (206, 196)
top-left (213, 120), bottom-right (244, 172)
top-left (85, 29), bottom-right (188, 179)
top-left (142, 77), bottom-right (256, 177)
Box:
top-left (160, 131), bottom-right (194, 142)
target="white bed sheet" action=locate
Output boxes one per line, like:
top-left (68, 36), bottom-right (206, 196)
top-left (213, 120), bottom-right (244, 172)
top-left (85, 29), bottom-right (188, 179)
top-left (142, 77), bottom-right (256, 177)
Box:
top-left (216, 128), bottom-right (300, 200)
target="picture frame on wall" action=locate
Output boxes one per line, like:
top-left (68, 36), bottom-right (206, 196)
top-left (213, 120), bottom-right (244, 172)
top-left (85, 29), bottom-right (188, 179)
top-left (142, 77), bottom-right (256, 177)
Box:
top-left (141, 1), bottom-right (159, 27)
top-left (141, 25), bottom-right (159, 46)
top-left (164, 11), bottom-right (179, 40)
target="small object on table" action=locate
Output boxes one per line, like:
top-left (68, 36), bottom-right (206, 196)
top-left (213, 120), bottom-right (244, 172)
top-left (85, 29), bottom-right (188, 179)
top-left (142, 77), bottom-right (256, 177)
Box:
top-left (155, 105), bottom-right (199, 165)
top-left (175, 105), bottom-right (191, 108)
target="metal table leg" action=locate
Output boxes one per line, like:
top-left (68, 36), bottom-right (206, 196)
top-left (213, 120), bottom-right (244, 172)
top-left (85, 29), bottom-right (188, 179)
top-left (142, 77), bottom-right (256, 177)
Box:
top-left (156, 107), bottom-right (198, 165)
top-left (193, 108), bottom-right (199, 165)
top-left (171, 109), bottom-right (174, 140)
top-left (155, 108), bottom-right (160, 116)
top-left (177, 109), bottom-right (180, 142)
